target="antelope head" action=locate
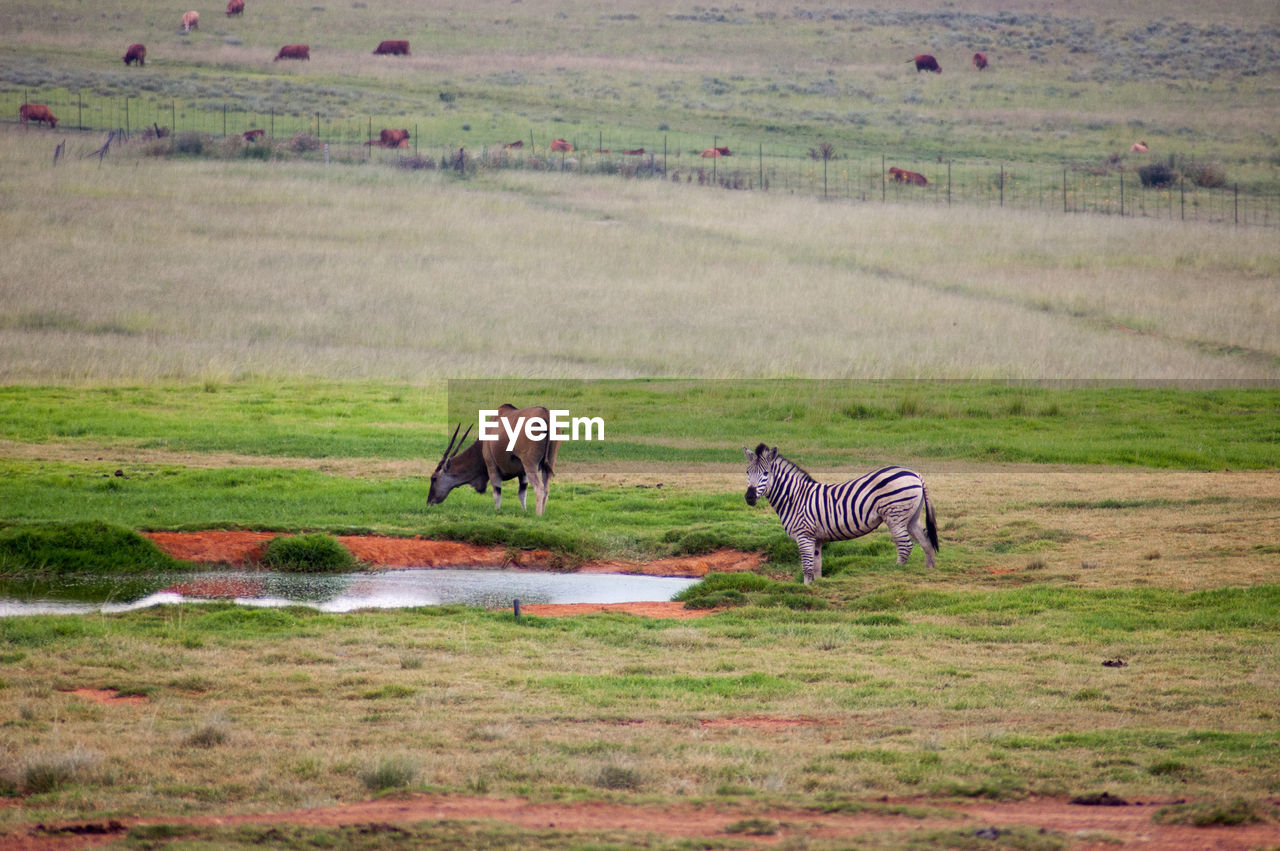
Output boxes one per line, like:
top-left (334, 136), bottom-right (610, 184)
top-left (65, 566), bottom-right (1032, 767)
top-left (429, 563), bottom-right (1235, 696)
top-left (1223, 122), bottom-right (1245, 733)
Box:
top-left (427, 424), bottom-right (485, 506)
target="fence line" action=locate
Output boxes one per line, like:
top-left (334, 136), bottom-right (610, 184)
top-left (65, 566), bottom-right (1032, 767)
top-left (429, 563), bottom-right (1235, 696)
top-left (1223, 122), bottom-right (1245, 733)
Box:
top-left (6, 88), bottom-right (1275, 229)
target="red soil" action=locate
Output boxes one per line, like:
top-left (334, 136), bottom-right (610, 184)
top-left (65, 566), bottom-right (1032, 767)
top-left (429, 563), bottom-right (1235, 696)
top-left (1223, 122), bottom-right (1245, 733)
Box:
top-left (13, 792), bottom-right (1280, 849)
top-left (144, 531), bottom-right (762, 617)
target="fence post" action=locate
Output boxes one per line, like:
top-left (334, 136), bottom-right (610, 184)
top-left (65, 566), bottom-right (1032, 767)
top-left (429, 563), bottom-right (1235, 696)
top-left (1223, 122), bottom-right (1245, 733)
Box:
top-left (1063, 167), bottom-right (1068, 214)
top-left (78, 91), bottom-right (83, 131)
top-left (270, 108), bottom-right (274, 139)
top-left (947, 160), bottom-right (951, 206)
top-left (171, 100), bottom-right (176, 135)
top-left (758, 143), bottom-right (763, 190)
top-left (1119, 170), bottom-right (1124, 217)
top-left (124, 96), bottom-right (130, 136)
top-left (1234, 183), bottom-right (1239, 225)
top-left (999, 163), bottom-right (1004, 207)
top-left (881, 154), bottom-right (886, 202)
top-left (222, 104), bottom-right (227, 137)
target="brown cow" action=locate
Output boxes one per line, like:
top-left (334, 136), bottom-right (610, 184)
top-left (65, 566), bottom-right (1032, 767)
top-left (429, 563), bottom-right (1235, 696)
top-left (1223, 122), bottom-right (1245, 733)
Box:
top-left (243, 128), bottom-right (265, 142)
top-left (123, 43), bottom-right (146, 66)
top-left (18, 104), bottom-right (57, 128)
top-left (503, 140), bottom-right (524, 149)
top-left (1130, 141), bottom-right (1149, 153)
top-left (888, 166), bottom-right (928, 186)
top-left (972, 51), bottom-right (988, 70)
top-left (700, 146), bottom-right (732, 158)
top-left (274, 44), bottom-right (310, 61)
top-left (624, 148), bottom-right (645, 156)
top-left (363, 128), bottom-right (410, 148)
top-left (912, 53), bottom-right (941, 73)
top-left (550, 138), bottom-right (573, 152)
top-left (182, 10), bottom-right (199, 32)
top-left (373, 40), bottom-right (410, 55)
top-left (227, 0), bottom-right (244, 15)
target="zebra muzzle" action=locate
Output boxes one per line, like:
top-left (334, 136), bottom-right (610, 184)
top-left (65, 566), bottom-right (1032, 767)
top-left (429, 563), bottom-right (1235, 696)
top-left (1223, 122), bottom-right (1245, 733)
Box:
top-left (745, 487), bottom-right (757, 506)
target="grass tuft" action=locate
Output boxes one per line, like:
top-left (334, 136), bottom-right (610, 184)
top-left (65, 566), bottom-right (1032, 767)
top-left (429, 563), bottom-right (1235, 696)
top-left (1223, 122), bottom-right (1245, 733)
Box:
top-left (260, 534), bottom-right (359, 573)
top-left (0, 521), bottom-right (185, 576)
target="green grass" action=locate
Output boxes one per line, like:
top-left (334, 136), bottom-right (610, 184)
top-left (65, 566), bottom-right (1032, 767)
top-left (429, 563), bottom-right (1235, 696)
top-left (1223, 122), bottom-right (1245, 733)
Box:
top-left (261, 533), bottom-right (359, 573)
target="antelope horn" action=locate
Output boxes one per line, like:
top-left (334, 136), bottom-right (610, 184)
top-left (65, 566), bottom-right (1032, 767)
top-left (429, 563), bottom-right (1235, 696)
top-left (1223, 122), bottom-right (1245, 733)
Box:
top-left (449, 425), bottom-right (473, 459)
top-left (440, 423), bottom-right (462, 463)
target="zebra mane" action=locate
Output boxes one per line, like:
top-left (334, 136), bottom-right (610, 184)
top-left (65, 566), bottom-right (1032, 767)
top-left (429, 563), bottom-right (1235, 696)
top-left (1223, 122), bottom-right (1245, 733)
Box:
top-left (772, 452), bottom-right (815, 484)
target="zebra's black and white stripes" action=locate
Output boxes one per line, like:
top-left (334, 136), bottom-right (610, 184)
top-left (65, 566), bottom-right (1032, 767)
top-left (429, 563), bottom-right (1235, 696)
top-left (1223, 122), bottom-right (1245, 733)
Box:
top-left (743, 444), bottom-right (938, 584)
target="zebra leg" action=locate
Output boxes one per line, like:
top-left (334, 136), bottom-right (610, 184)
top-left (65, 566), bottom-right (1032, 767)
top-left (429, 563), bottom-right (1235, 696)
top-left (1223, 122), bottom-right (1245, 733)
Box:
top-left (812, 542), bottom-right (823, 580)
top-left (797, 535), bottom-right (818, 585)
top-left (908, 508), bottom-right (936, 569)
top-left (888, 521), bottom-right (915, 565)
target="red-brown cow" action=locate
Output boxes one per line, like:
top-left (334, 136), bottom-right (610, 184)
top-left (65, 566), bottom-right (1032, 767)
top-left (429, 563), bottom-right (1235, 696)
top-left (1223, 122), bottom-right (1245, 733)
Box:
top-left (123, 43), bottom-right (146, 66)
top-left (363, 128), bottom-right (410, 148)
top-left (274, 44), bottom-right (310, 61)
top-left (1130, 140), bottom-right (1149, 153)
top-left (972, 51), bottom-right (988, 70)
top-left (912, 54), bottom-right (941, 73)
top-left (18, 104), bottom-right (57, 128)
top-left (182, 10), bottom-right (199, 32)
top-left (700, 146), bottom-right (732, 158)
top-left (888, 166), bottom-right (928, 186)
top-left (550, 138), bottom-right (573, 152)
top-left (373, 40), bottom-right (410, 55)
top-left (243, 129), bottom-right (265, 142)
top-left (503, 140), bottom-right (524, 149)
top-left (624, 148), bottom-right (645, 156)
top-left (227, 0), bottom-right (245, 15)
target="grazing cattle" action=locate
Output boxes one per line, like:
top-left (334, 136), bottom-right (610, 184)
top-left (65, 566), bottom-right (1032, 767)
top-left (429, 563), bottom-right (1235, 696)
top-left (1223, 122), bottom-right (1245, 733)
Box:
top-left (503, 140), bottom-right (524, 149)
top-left (274, 44), bottom-right (310, 61)
top-left (1130, 141), bottom-right (1149, 153)
top-left (18, 104), bottom-right (57, 128)
top-left (912, 53), bottom-right (941, 73)
top-left (182, 10), bottom-right (199, 32)
top-left (227, 0), bottom-right (244, 15)
top-left (624, 148), bottom-right (645, 155)
top-left (364, 128), bottom-right (409, 148)
top-left (700, 146), bottom-right (732, 158)
top-left (889, 166), bottom-right (928, 186)
top-left (972, 51), bottom-right (988, 70)
top-left (123, 43), bottom-right (146, 66)
top-left (550, 138), bottom-right (573, 152)
top-left (373, 40), bottom-right (410, 55)
top-left (427, 406), bottom-right (561, 516)
top-left (242, 128), bottom-right (265, 142)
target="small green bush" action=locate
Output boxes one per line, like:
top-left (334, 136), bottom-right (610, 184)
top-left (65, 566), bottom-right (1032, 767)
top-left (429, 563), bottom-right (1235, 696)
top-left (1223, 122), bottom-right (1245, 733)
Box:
top-left (675, 571), bottom-right (818, 609)
top-left (1182, 159), bottom-right (1227, 188)
top-left (361, 757), bottom-right (417, 792)
top-left (0, 521), bottom-right (184, 576)
top-left (261, 534), bottom-right (358, 573)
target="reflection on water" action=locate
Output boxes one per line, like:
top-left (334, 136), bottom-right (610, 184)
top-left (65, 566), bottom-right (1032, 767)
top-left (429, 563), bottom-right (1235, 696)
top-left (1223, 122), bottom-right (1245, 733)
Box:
top-left (0, 569), bottom-right (699, 616)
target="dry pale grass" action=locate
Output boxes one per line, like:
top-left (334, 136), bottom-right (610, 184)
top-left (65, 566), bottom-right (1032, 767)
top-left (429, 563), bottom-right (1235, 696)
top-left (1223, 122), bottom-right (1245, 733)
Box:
top-left (1, 133), bottom-right (1277, 381)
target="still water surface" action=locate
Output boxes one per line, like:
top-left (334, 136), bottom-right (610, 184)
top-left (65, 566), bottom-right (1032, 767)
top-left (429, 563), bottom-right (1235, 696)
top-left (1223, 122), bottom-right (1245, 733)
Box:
top-left (0, 569), bottom-right (699, 616)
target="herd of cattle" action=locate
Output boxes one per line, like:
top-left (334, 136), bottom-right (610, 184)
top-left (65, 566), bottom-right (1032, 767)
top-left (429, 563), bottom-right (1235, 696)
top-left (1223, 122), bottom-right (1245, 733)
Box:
top-left (15, 24), bottom-right (995, 172)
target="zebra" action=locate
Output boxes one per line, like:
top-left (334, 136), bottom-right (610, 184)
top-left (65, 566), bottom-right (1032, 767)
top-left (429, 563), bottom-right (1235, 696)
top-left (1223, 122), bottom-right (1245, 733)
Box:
top-left (742, 444), bottom-right (938, 584)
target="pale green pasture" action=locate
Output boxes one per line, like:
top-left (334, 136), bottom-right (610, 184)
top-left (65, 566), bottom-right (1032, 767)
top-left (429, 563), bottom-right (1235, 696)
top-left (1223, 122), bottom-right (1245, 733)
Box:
top-left (1, 131), bottom-right (1276, 381)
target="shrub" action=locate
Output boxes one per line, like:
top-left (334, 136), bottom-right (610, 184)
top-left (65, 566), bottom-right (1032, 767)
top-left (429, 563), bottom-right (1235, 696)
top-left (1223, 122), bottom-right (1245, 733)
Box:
top-left (290, 132), bottom-right (321, 153)
top-left (172, 131), bottom-right (206, 156)
top-left (1137, 162), bottom-right (1177, 188)
top-left (261, 533), bottom-right (358, 573)
top-left (675, 571), bottom-right (819, 609)
top-left (1182, 159), bottom-right (1227, 188)
top-left (0, 521), bottom-right (184, 576)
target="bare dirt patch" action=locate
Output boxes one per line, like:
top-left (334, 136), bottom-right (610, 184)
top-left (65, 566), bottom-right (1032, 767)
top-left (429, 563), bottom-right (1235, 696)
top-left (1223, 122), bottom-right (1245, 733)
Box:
top-left (12, 794), bottom-right (1280, 849)
top-left (64, 688), bottom-right (147, 707)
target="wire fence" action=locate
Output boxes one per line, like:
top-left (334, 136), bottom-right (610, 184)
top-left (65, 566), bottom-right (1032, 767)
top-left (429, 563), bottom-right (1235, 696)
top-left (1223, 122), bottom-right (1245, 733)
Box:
top-left (7, 87), bottom-right (1277, 229)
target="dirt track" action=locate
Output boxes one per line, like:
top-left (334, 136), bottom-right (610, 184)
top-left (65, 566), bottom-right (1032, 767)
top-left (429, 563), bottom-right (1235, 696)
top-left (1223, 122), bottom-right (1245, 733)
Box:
top-left (15, 789), bottom-right (1280, 849)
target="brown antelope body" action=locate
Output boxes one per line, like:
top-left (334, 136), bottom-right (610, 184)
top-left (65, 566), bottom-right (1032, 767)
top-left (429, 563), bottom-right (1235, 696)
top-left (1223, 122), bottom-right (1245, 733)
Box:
top-left (427, 404), bottom-right (559, 515)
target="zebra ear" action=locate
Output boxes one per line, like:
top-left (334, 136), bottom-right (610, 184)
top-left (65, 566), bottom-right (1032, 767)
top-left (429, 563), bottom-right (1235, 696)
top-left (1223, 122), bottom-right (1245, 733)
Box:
top-left (768, 446), bottom-right (779, 460)
top-left (743, 446), bottom-right (755, 462)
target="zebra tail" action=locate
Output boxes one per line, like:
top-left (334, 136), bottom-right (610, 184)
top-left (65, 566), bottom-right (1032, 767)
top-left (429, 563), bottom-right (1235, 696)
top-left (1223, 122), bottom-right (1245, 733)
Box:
top-left (925, 490), bottom-right (939, 552)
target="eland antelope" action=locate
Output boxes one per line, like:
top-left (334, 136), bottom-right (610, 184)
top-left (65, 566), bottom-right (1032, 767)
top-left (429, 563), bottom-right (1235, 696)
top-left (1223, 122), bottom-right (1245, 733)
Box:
top-left (427, 405), bottom-right (560, 515)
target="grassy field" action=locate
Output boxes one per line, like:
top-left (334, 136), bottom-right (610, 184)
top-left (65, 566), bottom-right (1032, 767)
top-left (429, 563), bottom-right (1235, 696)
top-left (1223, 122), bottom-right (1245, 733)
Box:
top-left (1, 0), bottom-right (1278, 845)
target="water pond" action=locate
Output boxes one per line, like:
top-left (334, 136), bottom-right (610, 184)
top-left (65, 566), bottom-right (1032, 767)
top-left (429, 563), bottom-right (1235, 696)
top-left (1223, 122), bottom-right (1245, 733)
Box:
top-left (0, 569), bottom-right (699, 616)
